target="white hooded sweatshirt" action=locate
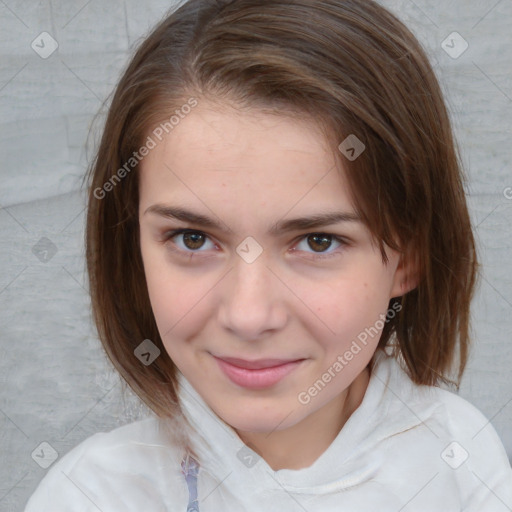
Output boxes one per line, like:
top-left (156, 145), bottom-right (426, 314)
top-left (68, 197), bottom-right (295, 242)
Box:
top-left (24, 349), bottom-right (512, 511)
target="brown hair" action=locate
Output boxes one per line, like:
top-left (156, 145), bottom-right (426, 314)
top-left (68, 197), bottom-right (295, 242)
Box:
top-left (85, 0), bottom-right (478, 422)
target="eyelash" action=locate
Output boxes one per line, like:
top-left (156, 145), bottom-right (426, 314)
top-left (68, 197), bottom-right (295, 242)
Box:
top-left (160, 228), bottom-right (349, 261)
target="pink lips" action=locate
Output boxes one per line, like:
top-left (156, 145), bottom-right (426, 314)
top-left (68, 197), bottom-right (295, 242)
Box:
top-left (213, 355), bottom-right (305, 389)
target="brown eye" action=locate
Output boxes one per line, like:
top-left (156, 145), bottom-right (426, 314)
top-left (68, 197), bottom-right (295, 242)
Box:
top-left (162, 229), bottom-right (215, 254)
top-left (181, 232), bottom-right (206, 250)
top-left (307, 234), bottom-right (334, 252)
top-left (293, 233), bottom-right (347, 260)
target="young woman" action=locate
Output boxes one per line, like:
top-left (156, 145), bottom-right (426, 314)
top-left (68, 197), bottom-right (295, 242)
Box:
top-left (25, 0), bottom-right (512, 510)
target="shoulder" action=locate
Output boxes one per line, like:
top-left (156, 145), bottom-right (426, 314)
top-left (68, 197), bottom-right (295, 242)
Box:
top-left (378, 352), bottom-right (508, 450)
top-left (379, 355), bottom-right (512, 510)
top-left (423, 387), bottom-right (512, 509)
top-left (385, 354), bottom-right (511, 466)
top-left (24, 415), bottom-right (187, 511)
top-left (410, 379), bottom-right (509, 462)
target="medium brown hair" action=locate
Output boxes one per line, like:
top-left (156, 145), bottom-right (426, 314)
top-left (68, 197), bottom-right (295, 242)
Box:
top-left (85, 0), bottom-right (478, 421)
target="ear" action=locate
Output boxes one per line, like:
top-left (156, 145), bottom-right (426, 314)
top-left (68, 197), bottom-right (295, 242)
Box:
top-left (390, 249), bottom-right (420, 298)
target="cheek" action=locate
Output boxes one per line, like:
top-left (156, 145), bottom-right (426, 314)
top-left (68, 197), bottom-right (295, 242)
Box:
top-left (140, 237), bottom-right (206, 340)
top-left (301, 265), bottom-right (393, 352)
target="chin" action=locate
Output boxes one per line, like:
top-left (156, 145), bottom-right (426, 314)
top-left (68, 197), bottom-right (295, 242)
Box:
top-left (220, 405), bottom-right (302, 434)
top-left (230, 418), bottom-right (282, 434)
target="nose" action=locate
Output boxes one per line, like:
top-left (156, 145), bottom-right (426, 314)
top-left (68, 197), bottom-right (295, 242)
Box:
top-left (217, 252), bottom-right (288, 341)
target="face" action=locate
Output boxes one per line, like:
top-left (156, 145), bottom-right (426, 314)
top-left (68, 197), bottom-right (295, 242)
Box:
top-left (138, 99), bottom-right (405, 434)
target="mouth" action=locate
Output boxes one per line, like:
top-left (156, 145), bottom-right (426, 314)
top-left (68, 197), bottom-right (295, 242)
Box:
top-left (212, 354), bottom-right (306, 389)
top-left (214, 355), bottom-right (305, 370)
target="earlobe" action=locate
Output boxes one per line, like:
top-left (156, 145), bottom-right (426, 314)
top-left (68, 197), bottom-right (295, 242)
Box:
top-left (390, 250), bottom-right (419, 298)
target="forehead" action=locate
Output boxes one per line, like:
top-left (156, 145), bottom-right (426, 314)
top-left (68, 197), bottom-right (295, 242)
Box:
top-left (138, 101), bottom-right (357, 221)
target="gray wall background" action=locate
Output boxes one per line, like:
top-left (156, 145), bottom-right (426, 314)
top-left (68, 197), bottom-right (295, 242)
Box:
top-left (1, 0), bottom-right (511, 510)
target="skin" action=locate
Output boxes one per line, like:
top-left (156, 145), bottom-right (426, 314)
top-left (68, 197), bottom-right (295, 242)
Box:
top-left (138, 99), bottom-right (415, 471)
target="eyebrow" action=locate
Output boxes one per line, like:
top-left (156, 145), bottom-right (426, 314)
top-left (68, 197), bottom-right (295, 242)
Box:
top-left (144, 204), bottom-right (361, 235)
